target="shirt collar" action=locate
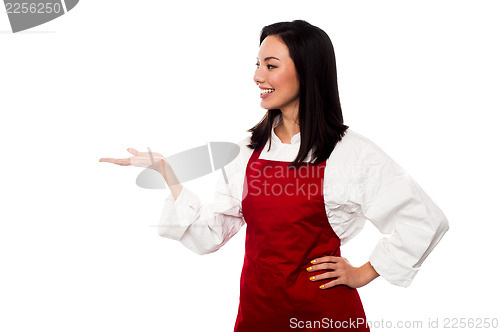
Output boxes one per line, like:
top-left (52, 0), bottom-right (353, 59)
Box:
top-left (271, 113), bottom-right (301, 145)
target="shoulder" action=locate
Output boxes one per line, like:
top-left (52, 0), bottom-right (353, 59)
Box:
top-left (329, 129), bottom-right (389, 163)
top-left (237, 135), bottom-right (252, 148)
top-left (335, 129), bottom-right (385, 154)
top-left (224, 135), bottom-right (253, 173)
top-left (213, 135), bottom-right (253, 190)
top-left (237, 135), bottom-right (254, 158)
top-left (326, 129), bottom-right (397, 183)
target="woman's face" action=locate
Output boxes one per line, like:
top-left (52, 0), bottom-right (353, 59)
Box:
top-left (254, 35), bottom-right (300, 112)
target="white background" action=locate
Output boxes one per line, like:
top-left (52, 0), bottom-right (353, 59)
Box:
top-left (1, 1), bottom-right (499, 331)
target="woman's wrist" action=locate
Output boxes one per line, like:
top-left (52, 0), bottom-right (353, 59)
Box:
top-left (158, 159), bottom-right (183, 201)
top-left (358, 261), bottom-right (379, 286)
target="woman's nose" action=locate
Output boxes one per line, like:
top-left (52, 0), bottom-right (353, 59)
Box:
top-left (254, 67), bottom-right (265, 85)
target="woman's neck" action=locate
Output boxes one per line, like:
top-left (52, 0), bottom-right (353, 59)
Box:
top-left (275, 105), bottom-right (300, 144)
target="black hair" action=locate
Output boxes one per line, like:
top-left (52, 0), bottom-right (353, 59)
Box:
top-left (247, 20), bottom-right (349, 168)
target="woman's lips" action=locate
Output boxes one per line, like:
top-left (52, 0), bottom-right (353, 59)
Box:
top-left (260, 88), bottom-right (275, 99)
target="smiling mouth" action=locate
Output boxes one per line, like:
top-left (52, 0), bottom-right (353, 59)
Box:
top-left (260, 88), bottom-right (275, 98)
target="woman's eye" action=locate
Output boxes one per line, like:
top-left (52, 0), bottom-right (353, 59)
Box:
top-left (255, 63), bottom-right (276, 69)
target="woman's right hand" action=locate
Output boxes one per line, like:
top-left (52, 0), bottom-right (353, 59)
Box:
top-left (100, 147), bottom-right (177, 184)
top-left (99, 148), bottom-right (183, 199)
top-left (99, 148), bottom-right (166, 173)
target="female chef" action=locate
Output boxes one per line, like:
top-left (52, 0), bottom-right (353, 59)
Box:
top-left (99, 20), bottom-right (449, 331)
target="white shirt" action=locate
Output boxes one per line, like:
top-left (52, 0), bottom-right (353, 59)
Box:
top-left (158, 115), bottom-right (449, 287)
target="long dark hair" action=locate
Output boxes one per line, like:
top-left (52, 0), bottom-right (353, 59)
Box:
top-left (247, 20), bottom-right (348, 168)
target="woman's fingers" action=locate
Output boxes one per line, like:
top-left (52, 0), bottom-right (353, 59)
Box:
top-left (309, 271), bottom-right (341, 281)
top-left (307, 259), bottom-right (345, 290)
top-left (127, 148), bottom-right (140, 156)
top-left (99, 157), bottom-right (131, 166)
top-left (99, 148), bottom-right (166, 170)
top-left (306, 256), bottom-right (344, 272)
top-left (306, 256), bottom-right (375, 289)
top-left (311, 256), bottom-right (343, 264)
top-left (127, 147), bottom-right (164, 159)
top-left (307, 262), bottom-right (336, 272)
top-left (306, 255), bottom-right (348, 289)
top-left (318, 278), bottom-right (344, 290)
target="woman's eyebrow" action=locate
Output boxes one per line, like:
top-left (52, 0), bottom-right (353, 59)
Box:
top-left (256, 56), bottom-right (281, 62)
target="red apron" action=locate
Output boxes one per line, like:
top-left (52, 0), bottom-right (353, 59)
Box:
top-left (235, 145), bottom-right (369, 331)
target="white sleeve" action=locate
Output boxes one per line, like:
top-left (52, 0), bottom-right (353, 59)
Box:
top-left (157, 141), bottom-right (247, 255)
top-left (353, 138), bottom-right (449, 287)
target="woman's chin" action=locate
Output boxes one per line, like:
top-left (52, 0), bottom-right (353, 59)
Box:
top-left (260, 100), bottom-right (276, 109)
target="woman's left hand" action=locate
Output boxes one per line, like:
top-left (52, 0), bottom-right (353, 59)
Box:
top-left (306, 257), bottom-right (379, 289)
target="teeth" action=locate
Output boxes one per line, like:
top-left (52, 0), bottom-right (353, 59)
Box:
top-left (260, 89), bottom-right (275, 95)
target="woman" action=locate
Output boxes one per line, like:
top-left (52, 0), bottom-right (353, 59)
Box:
top-left (100, 20), bottom-right (449, 331)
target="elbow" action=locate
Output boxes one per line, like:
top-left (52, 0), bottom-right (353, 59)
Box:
top-left (179, 234), bottom-right (224, 256)
top-left (434, 210), bottom-right (450, 238)
top-left (157, 229), bottom-right (221, 255)
top-left (157, 226), bottom-right (167, 238)
top-left (157, 224), bottom-right (187, 242)
top-left (187, 243), bottom-right (221, 256)
top-left (195, 248), bottom-right (217, 256)
top-left (193, 236), bottom-right (225, 255)
top-left (440, 218), bottom-right (450, 237)
top-left (421, 204), bottom-right (450, 241)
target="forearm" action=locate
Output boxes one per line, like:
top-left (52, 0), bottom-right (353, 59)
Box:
top-left (157, 161), bottom-right (246, 254)
top-left (160, 159), bottom-right (183, 201)
top-left (158, 185), bottom-right (245, 255)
